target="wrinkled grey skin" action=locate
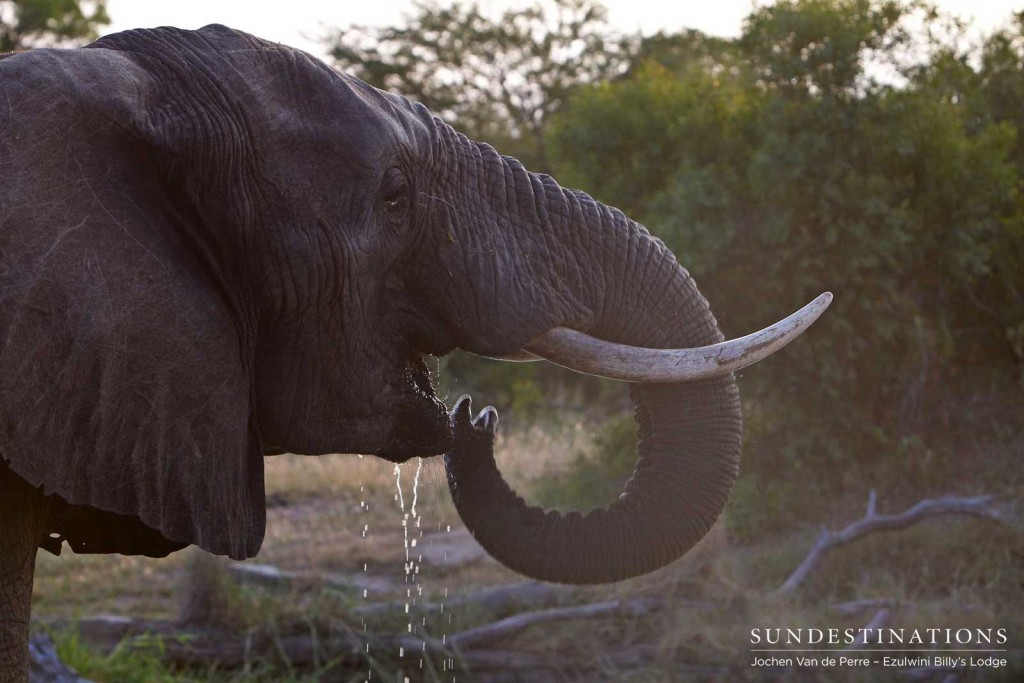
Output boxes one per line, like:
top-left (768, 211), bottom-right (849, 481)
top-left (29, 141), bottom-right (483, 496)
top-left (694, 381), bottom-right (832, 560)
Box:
top-left (0, 26), bottom-right (741, 679)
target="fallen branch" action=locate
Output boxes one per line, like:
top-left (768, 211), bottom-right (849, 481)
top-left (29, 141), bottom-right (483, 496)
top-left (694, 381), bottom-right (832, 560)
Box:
top-left (355, 580), bottom-right (572, 619)
top-left (450, 597), bottom-right (660, 649)
top-left (228, 563), bottom-right (396, 595)
top-left (29, 634), bottom-right (92, 683)
top-left (71, 596), bottom-right (661, 673)
top-left (776, 492), bottom-right (1008, 596)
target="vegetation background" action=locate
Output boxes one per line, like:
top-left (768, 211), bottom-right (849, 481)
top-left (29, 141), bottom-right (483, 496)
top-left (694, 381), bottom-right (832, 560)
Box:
top-left (5, 0), bottom-right (1023, 680)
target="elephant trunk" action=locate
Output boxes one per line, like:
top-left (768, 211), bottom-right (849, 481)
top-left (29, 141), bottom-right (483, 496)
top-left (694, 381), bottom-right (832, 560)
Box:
top-left (443, 155), bottom-right (744, 583)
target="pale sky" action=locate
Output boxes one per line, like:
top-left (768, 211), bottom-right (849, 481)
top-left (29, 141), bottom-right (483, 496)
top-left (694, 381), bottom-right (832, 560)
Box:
top-left (105, 0), bottom-right (1024, 59)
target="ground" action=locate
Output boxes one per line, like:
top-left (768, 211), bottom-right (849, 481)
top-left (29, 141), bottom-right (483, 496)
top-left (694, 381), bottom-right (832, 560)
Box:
top-left (29, 421), bottom-right (1024, 682)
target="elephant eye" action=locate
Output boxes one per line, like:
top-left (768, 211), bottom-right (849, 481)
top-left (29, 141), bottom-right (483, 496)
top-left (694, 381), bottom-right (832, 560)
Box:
top-left (381, 169), bottom-right (410, 217)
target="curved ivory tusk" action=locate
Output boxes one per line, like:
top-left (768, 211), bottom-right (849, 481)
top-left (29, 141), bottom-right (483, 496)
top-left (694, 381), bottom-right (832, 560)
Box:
top-left (521, 292), bottom-right (833, 382)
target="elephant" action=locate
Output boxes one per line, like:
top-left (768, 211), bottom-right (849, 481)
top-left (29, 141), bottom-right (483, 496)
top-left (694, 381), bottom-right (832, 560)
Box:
top-left (0, 24), bottom-right (830, 679)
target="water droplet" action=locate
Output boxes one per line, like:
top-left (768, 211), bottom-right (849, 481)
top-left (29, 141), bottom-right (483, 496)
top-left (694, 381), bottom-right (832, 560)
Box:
top-left (394, 464), bottom-right (404, 509)
top-left (411, 458), bottom-right (422, 518)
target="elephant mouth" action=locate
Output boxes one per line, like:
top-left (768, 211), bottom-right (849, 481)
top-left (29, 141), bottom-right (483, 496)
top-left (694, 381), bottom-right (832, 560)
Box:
top-left (377, 351), bottom-right (451, 463)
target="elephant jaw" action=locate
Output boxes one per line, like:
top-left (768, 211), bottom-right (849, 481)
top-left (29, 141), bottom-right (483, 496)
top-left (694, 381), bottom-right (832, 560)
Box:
top-left (377, 352), bottom-right (451, 462)
top-left (486, 292), bottom-right (832, 381)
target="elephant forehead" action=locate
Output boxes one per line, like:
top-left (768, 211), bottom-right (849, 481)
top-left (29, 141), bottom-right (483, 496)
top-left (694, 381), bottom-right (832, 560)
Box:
top-left (228, 55), bottom-right (430, 169)
top-left (323, 73), bottom-right (431, 152)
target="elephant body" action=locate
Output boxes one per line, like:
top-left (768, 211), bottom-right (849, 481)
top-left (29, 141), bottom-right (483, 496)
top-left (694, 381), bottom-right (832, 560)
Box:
top-left (1, 35), bottom-right (264, 560)
top-left (0, 24), bottom-right (827, 681)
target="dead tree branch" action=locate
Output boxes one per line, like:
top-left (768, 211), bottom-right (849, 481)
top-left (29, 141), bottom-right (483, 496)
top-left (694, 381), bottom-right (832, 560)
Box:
top-left (71, 596), bottom-right (662, 673)
top-left (28, 634), bottom-right (92, 683)
top-left (228, 563), bottom-right (396, 595)
top-left (449, 597), bottom-right (660, 649)
top-left (355, 580), bottom-right (573, 619)
top-left (776, 492), bottom-right (1009, 596)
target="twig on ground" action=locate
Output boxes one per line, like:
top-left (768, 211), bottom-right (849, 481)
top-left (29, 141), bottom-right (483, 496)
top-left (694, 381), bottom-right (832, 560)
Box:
top-left (355, 580), bottom-right (572, 619)
top-left (449, 597), bottom-right (660, 649)
top-left (776, 492), bottom-right (1008, 596)
top-left (228, 563), bottom-right (396, 595)
top-left (28, 634), bottom-right (92, 683)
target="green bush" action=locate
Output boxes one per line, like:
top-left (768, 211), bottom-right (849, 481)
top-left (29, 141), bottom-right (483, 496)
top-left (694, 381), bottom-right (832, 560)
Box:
top-left (54, 629), bottom-right (182, 683)
top-left (549, 0), bottom-right (1024, 480)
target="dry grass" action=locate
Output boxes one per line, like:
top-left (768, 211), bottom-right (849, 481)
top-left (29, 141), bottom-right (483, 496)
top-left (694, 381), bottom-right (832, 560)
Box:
top-left (31, 421), bottom-right (1024, 682)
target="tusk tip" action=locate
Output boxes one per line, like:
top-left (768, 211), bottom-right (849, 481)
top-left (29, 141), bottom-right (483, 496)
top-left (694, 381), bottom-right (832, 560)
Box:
top-left (803, 291), bottom-right (833, 323)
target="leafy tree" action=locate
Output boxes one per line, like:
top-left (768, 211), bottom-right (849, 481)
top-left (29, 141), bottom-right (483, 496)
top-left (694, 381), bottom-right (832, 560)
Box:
top-left (972, 13), bottom-right (1024, 374)
top-left (0, 0), bottom-right (109, 52)
top-left (739, 0), bottom-right (912, 96)
top-left (325, 0), bottom-right (633, 171)
top-left (550, 0), bottom-right (1023, 485)
top-left (629, 29), bottom-right (739, 77)
top-left (323, 0), bottom-right (1024, 463)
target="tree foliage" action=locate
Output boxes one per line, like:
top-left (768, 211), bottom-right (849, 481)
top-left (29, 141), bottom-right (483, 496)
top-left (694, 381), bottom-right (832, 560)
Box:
top-left (326, 0), bottom-right (1023, 480)
top-left (550, 0), bottom-right (1024, 475)
top-left (326, 0), bottom-right (633, 170)
top-left (0, 0), bottom-right (109, 52)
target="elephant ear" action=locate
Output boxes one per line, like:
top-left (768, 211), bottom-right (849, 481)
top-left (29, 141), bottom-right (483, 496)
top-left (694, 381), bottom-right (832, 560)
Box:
top-left (0, 30), bottom-right (265, 559)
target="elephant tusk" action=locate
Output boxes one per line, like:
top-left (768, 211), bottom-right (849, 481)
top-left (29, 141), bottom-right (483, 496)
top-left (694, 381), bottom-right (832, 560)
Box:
top-left (522, 292), bottom-right (833, 382)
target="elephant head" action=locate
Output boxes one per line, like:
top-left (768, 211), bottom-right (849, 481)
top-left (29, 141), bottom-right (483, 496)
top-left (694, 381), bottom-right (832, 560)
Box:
top-left (0, 26), bottom-right (829, 587)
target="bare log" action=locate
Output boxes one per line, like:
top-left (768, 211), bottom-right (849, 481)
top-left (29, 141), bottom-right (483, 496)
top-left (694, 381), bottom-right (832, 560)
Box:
top-left (776, 492), bottom-right (1009, 596)
top-left (28, 634), bottom-right (92, 683)
top-left (70, 596), bottom-right (662, 673)
top-left (228, 563), bottom-right (397, 595)
top-left (450, 597), bottom-right (660, 649)
top-left (355, 580), bottom-right (573, 619)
